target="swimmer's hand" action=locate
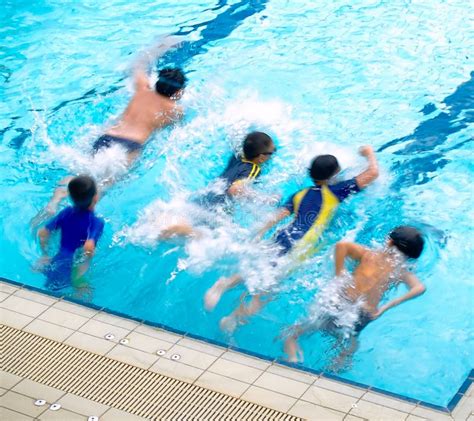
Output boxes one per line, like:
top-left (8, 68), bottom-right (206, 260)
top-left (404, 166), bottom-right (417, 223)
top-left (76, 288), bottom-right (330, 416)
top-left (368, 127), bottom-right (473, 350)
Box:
top-left (370, 305), bottom-right (388, 319)
top-left (33, 256), bottom-right (51, 272)
top-left (359, 145), bottom-right (374, 157)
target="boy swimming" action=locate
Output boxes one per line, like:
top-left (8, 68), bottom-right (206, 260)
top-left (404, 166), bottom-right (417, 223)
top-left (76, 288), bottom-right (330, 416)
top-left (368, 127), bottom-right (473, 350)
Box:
top-left (205, 146), bottom-right (379, 332)
top-left (283, 226), bottom-right (426, 363)
top-left (36, 175), bottom-right (104, 292)
top-left (158, 131), bottom-right (276, 239)
top-left (40, 38), bottom-right (187, 218)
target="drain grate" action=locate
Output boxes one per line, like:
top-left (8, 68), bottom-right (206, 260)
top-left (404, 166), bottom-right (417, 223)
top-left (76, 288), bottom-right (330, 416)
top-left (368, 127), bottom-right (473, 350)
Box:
top-left (1, 325), bottom-right (301, 420)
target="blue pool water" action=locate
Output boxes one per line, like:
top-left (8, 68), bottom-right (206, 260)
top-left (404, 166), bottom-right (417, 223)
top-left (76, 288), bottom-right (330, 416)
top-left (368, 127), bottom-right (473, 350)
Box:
top-left (1, 0), bottom-right (473, 407)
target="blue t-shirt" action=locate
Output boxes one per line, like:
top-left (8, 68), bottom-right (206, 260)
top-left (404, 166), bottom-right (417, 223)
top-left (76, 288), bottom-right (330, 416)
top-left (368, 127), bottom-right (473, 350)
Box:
top-left (44, 206), bottom-right (104, 290)
top-left (275, 178), bottom-right (360, 255)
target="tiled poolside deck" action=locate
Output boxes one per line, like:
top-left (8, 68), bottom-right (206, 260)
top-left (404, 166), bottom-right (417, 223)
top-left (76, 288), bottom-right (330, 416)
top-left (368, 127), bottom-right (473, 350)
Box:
top-left (1, 280), bottom-right (472, 420)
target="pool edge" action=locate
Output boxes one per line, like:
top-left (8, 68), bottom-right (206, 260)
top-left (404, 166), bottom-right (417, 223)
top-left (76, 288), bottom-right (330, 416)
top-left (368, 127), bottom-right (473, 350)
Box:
top-left (0, 276), bottom-right (471, 417)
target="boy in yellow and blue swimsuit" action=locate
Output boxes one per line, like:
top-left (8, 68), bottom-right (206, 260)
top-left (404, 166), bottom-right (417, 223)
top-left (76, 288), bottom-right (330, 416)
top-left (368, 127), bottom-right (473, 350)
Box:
top-left (204, 146), bottom-right (379, 332)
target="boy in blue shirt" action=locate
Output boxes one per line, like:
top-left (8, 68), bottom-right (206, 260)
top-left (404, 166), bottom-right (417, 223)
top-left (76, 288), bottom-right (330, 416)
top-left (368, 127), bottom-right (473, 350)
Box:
top-left (37, 176), bottom-right (104, 291)
top-left (204, 146), bottom-right (379, 332)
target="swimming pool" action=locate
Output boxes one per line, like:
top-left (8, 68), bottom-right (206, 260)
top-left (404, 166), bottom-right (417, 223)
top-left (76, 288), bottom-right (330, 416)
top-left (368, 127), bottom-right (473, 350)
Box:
top-left (1, 0), bottom-right (473, 408)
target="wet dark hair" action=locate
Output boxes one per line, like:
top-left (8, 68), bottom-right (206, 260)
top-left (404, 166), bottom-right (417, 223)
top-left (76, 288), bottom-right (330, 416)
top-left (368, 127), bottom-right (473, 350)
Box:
top-left (389, 226), bottom-right (424, 259)
top-left (68, 175), bottom-right (97, 210)
top-left (155, 68), bottom-right (187, 98)
top-left (309, 155), bottom-right (340, 182)
top-left (243, 131), bottom-right (273, 159)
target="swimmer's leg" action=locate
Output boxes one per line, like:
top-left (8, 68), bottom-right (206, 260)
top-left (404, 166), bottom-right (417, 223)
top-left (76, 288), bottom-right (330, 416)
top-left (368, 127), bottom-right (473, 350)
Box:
top-left (31, 177), bottom-right (72, 228)
top-left (283, 323), bottom-right (314, 363)
top-left (204, 274), bottom-right (243, 311)
top-left (330, 335), bottom-right (359, 373)
top-left (220, 293), bottom-right (271, 334)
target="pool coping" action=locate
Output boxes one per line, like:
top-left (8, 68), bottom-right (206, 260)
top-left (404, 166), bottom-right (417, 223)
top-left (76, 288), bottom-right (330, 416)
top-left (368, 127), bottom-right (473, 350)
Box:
top-left (1, 276), bottom-right (472, 420)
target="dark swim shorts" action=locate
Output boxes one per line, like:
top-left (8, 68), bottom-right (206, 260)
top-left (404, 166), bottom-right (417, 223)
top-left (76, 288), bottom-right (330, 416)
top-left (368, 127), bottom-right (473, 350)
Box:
top-left (353, 309), bottom-right (373, 333)
top-left (92, 134), bottom-right (143, 154)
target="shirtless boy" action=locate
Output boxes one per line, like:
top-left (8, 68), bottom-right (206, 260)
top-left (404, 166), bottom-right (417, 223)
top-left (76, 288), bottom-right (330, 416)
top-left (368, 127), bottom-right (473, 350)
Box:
top-left (40, 39), bottom-right (187, 218)
top-left (284, 226), bottom-right (426, 363)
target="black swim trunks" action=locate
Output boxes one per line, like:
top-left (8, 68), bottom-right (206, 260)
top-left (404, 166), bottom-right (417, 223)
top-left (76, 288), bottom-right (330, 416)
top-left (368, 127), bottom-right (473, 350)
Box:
top-left (353, 309), bottom-right (373, 333)
top-left (92, 134), bottom-right (143, 154)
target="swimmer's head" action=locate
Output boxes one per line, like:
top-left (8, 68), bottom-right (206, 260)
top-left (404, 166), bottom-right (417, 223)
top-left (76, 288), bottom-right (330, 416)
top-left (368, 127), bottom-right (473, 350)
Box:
top-left (309, 155), bottom-right (340, 183)
top-left (68, 175), bottom-right (98, 210)
top-left (155, 68), bottom-right (187, 99)
top-left (389, 226), bottom-right (424, 259)
top-left (243, 131), bottom-right (276, 163)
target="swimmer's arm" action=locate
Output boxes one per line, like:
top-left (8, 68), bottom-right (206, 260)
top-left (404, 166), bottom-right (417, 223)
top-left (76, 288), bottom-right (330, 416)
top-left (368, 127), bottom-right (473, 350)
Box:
top-left (133, 36), bottom-right (183, 91)
top-left (334, 242), bottom-right (368, 276)
top-left (38, 228), bottom-right (51, 255)
top-left (75, 240), bottom-right (96, 279)
top-left (257, 208), bottom-right (291, 239)
top-left (355, 146), bottom-right (379, 189)
top-left (373, 272), bottom-right (426, 318)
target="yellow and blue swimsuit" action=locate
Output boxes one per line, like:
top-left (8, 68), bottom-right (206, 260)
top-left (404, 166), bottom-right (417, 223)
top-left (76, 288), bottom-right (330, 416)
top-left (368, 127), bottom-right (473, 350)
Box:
top-left (274, 178), bottom-right (360, 259)
top-left (198, 155), bottom-right (261, 205)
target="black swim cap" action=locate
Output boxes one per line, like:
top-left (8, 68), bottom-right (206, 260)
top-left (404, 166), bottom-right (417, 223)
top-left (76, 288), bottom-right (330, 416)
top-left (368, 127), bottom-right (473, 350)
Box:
top-left (309, 155), bottom-right (340, 182)
top-left (389, 226), bottom-right (424, 259)
top-left (243, 131), bottom-right (274, 159)
top-left (68, 175), bottom-right (97, 210)
top-left (155, 68), bottom-right (187, 98)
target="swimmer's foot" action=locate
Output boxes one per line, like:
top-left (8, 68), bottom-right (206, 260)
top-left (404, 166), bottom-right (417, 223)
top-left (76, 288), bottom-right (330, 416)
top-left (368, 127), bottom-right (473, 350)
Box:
top-left (204, 278), bottom-right (226, 311)
top-left (219, 316), bottom-right (237, 334)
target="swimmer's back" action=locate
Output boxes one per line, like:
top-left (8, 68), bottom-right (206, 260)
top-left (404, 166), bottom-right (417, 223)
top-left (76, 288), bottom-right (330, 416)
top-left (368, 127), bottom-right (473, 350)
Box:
top-left (348, 250), bottom-right (396, 310)
top-left (107, 88), bottom-right (182, 144)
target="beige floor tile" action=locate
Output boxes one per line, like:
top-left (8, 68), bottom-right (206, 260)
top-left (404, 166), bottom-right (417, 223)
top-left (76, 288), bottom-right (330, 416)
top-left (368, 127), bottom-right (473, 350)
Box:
top-left (350, 400), bottom-right (410, 421)
top-left (0, 407), bottom-right (35, 421)
top-left (14, 289), bottom-right (57, 306)
top-left (134, 324), bottom-right (182, 343)
top-left (38, 408), bottom-right (84, 420)
top-left (254, 371), bottom-right (310, 398)
top-left (410, 406), bottom-right (454, 420)
top-left (362, 391), bottom-right (416, 413)
top-left (288, 400), bottom-right (345, 420)
top-left (314, 377), bottom-right (366, 398)
top-left (0, 291), bottom-right (10, 302)
top-left (301, 384), bottom-right (358, 413)
top-left (24, 319), bottom-right (74, 342)
top-left (345, 415), bottom-right (367, 421)
top-left (241, 385), bottom-right (297, 413)
top-left (0, 391), bottom-right (48, 417)
top-left (125, 331), bottom-right (174, 354)
top-left (406, 415), bottom-right (427, 421)
top-left (52, 300), bottom-right (98, 318)
top-left (0, 387), bottom-right (7, 396)
top-left (164, 344), bottom-right (218, 370)
top-left (207, 357), bottom-right (262, 383)
top-left (0, 371), bottom-right (23, 389)
top-left (64, 331), bottom-right (115, 355)
top-left (39, 307), bottom-right (89, 330)
top-left (467, 383), bottom-right (474, 397)
top-left (92, 312), bottom-right (139, 330)
top-left (177, 337), bottom-right (226, 357)
top-left (79, 319), bottom-right (131, 340)
top-left (0, 283), bottom-right (19, 294)
top-left (106, 344), bottom-right (159, 369)
top-left (0, 308), bottom-right (34, 329)
top-left (195, 371), bottom-right (249, 398)
top-left (12, 379), bottom-right (65, 402)
top-left (149, 358), bottom-right (203, 383)
top-left (101, 408), bottom-right (148, 420)
top-left (451, 395), bottom-right (473, 420)
top-left (220, 350), bottom-right (271, 371)
top-left (267, 363), bottom-right (318, 385)
top-left (1, 295), bottom-right (48, 318)
top-left (57, 393), bottom-right (109, 416)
